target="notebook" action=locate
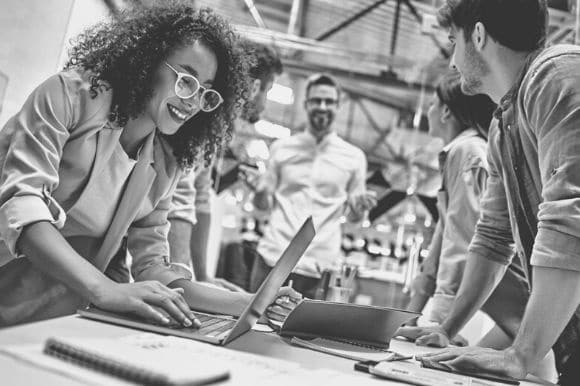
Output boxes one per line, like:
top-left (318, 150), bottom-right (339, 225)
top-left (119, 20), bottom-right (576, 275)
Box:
top-left (79, 216), bottom-right (316, 346)
top-left (42, 335), bottom-right (230, 385)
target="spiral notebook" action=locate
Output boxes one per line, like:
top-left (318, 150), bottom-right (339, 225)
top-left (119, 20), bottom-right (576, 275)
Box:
top-left (42, 336), bottom-right (230, 386)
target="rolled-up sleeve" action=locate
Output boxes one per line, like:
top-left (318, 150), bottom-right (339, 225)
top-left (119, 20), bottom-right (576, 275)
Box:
top-left (129, 193), bottom-right (192, 285)
top-left (0, 73), bottom-right (75, 257)
top-left (469, 129), bottom-right (516, 265)
top-left (524, 56), bottom-right (580, 272)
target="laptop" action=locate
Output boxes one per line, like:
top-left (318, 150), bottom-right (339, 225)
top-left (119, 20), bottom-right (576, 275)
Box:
top-left (78, 216), bottom-right (315, 345)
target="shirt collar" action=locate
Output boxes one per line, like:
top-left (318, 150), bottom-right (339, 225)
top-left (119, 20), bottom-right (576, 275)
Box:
top-left (441, 128), bottom-right (480, 153)
top-left (493, 49), bottom-right (543, 120)
top-left (302, 129), bottom-right (337, 146)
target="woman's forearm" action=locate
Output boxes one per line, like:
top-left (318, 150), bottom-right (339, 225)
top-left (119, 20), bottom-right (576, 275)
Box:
top-left (18, 221), bottom-right (110, 301)
top-left (169, 278), bottom-right (251, 316)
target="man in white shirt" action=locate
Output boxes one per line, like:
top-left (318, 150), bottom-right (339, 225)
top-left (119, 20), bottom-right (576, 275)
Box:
top-left (249, 73), bottom-right (377, 297)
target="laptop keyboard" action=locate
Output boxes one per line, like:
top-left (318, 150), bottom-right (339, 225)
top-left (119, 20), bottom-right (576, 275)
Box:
top-left (166, 313), bottom-right (236, 338)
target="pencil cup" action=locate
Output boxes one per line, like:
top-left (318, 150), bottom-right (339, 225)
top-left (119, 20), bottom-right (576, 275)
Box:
top-left (326, 285), bottom-right (353, 303)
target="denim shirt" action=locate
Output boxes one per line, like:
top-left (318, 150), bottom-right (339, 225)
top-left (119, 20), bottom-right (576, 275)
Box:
top-left (412, 129), bottom-right (489, 322)
top-left (468, 44), bottom-right (580, 368)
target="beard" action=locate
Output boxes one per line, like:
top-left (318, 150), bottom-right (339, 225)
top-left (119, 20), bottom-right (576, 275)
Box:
top-left (308, 110), bottom-right (334, 133)
top-left (241, 98), bottom-right (263, 124)
top-left (460, 42), bottom-right (490, 96)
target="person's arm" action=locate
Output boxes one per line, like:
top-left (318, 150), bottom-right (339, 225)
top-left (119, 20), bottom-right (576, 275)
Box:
top-left (344, 150), bottom-right (371, 223)
top-left (190, 212), bottom-right (211, 281)
top-left (190, 167), bottom-right (212, 281)
top-left (167, 169), bottom-right (197, 269)
top-left (407, 221), bottom-right (443, 315)
top-left (510, 267), bottom-right (580, 371)
top-left (0, 73), bottom-right (193, 326)
top-left (252, 141), bottom-right (280, 211)
top-left (420, 56), bottom-right (580, 378)
top-left (430, 148), bottom-right (489, 323)
top-left (396, 131), bottom-right (515, 345)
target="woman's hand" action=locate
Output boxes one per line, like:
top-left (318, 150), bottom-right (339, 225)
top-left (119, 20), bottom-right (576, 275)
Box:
top-left (91, 280), bottom-right (201, 328)
top-left (265, 286), bottom-right (302, 323)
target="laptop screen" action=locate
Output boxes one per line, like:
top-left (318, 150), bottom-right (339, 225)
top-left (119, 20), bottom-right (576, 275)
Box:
top-left (223, 216), bottom-right (315, 344)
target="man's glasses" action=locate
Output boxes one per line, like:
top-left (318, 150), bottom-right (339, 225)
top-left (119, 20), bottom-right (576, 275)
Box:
top-left (306, 97), bottom-right (338, 107)
top-left (165, 62), bottom-right (223, 112)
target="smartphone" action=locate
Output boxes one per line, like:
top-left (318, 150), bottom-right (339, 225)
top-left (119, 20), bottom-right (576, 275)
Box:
top-left (419, 358), bottom-right (520, 385)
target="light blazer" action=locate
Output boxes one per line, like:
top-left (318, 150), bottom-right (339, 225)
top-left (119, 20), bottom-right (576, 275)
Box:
top-left (0, 69), bottom-right (194, 326)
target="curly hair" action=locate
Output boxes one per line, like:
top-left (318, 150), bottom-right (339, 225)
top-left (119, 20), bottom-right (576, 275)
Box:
top-left (65, 2), bottom-right (249, 169)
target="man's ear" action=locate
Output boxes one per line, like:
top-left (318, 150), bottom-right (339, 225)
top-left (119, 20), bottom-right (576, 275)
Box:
top-left (441, 105), bottom-right (452, 123)
top-left (250, 79), bottom-right (261, 99)
top-left (472, 22), bottom-right (487, 51)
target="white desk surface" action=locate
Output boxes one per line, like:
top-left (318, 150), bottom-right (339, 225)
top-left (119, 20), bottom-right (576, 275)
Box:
top-left (0, 316), bottom-right (554, 386)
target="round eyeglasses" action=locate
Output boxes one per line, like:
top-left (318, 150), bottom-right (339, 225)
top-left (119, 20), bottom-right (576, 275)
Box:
top-left (165, 62), bottom-right (223, 112)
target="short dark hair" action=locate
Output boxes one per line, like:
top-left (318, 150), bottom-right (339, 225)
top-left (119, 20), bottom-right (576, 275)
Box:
top-left (305, 73), bottom-right (341, 100)
top-left (437, 0), bottom-right (548, 52)
top-left (436, 71), bottom-right (496, 135)
top-left (238, 39), bottom-right (283, 90)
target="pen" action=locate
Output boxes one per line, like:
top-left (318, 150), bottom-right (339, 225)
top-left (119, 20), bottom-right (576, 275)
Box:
top-left (387, 355), bottom-right (414, 362)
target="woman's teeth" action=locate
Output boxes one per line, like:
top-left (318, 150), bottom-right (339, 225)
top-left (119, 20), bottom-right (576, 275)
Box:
top-left (168, 105), bottom-right (188, 120)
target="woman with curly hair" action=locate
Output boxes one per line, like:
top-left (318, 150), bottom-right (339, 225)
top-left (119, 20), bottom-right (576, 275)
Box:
top-left (0, 3), bottom-right (299, 327)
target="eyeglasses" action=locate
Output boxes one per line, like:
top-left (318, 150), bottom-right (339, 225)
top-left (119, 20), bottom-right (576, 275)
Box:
top-left (164, 62), bottom-right (223, 112)
top-left (306, 97), bottom-right (338, 107)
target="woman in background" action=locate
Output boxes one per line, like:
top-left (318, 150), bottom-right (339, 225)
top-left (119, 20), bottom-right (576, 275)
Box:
top-left (400, 71), bottom-right (530, 350)
top-left (0, 3), bottom-right (299, 327)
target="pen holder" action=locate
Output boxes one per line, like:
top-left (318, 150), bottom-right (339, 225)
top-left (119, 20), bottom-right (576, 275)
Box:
top-left (325, 285), bottom-right (353, 303)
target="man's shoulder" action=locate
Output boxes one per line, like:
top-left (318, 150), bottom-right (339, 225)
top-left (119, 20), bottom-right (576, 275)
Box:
top-left (332, 134), bottom-right (365, 157)
top-left (522, 45), bottom-right (580, 91)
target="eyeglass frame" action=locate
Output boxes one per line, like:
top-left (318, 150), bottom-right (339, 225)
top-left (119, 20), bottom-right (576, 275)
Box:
top-left (164, 62), bottom-right (224, 112)
top-left (305, 97), bottom-right (339, 107)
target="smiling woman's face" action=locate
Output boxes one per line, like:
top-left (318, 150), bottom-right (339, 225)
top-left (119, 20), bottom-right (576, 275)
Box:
top-left (147, 40), bottom-right (218, 135)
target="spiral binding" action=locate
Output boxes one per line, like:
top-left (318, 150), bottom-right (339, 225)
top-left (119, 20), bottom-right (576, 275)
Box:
top-left (44, 338), bottom-right (171, 386)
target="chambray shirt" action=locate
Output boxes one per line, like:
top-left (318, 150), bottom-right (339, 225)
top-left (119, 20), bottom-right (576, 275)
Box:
top-left (257, 131), bottom-right (367, 277)
top-left (412, 129), bottom-right (488, 322)
top-left (469, 44), bottom-right (580, 275)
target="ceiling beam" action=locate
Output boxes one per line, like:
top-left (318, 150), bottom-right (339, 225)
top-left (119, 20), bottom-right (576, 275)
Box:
top-left (315, 0), bottom-right (389, 41)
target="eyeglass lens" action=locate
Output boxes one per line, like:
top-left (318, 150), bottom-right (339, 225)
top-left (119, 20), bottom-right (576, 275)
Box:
top-left (176, 75), bottom-right (221, 111)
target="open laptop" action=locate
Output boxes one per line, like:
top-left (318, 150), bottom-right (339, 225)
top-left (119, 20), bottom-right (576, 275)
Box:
top-left (78, 216), bottom-right (315, 346)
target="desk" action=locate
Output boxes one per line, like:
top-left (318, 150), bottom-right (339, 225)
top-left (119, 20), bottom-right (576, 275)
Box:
top-left (0, 316), bottom-right (554, 386)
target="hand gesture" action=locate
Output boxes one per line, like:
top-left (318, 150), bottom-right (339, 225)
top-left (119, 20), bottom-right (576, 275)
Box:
top-left (92, 281), bottom-right (200, 328)
top-left (350, 191), bottom-right (378, 213)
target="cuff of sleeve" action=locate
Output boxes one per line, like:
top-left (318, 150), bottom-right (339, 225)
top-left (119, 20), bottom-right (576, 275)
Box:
top-left (0, 194), bottom-right (66, 256)
top-left (531, 227), bottom-right (580, 272)
top-left (469, 237), bottom-right (514, 266)
top-left (133, 258), bottom-right (193, 286)
top-left (167, 207), bottom-right (197, 225)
